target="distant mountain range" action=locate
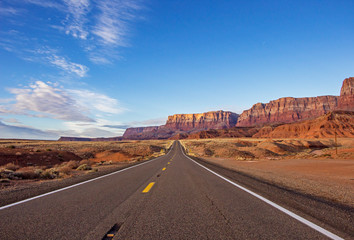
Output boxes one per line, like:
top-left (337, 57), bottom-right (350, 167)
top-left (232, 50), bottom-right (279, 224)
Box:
top-left (59, 77), bottom-right (354, 141)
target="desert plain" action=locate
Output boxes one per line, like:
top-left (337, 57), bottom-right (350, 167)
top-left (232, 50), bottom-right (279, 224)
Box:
top-left (0, 137), bottom-right (353, 209)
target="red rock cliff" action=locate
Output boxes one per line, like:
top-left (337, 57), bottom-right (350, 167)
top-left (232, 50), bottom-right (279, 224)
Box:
top-left (123, 126), bottom-right (161, 138)
top-left (165, 110), bottom-right (239, 131)
top-left (237, 77), bottom-right (353, 127)
top-left (338, 77), bottom-right (354, 111)
top-left (236, 96), bottom-right (338, 127)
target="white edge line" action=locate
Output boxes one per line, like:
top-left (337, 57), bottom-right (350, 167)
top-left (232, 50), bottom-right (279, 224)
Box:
top-left (179, 143), bottom-right (344, 240)
top-left (0, 145), bottom-right (174, 211)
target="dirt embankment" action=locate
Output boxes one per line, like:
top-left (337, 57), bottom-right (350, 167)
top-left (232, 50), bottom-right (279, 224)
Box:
top-left (181, 138), bottom-right (354, 206)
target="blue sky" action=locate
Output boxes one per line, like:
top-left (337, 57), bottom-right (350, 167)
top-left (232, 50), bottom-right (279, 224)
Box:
top-left (0, 0), bottom-right (353, 139)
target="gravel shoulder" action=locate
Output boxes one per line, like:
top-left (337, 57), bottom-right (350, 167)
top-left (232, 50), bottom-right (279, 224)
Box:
top-left (202, 157), bottom-right (354, 207)
top-left (190, 155), bottom-right (354, 238)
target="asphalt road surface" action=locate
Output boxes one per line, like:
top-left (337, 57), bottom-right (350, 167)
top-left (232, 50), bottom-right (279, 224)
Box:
top-left (0, 141), bottom-right (349, 239)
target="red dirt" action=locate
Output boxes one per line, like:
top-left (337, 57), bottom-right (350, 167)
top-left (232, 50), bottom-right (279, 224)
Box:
top-left (0, 148), bottom-right (82, 167)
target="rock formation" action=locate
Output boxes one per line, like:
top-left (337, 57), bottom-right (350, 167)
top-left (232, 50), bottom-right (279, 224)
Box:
top-left (170, 127), bottom-right (261, 140)
top-left (236, 96), bottom-right (339, 127)
top-left (122, 110), bottom-right (239, 140)
top-left (338, 77), bottom-right (354, 110)
top-left (122, 126), bottom-right (175, 140)
top-left (165, 110), bottom-right (239, 131)
top-left (59, 77), bottom-right (353, 141)
top-left (236, 77), bottom-right (353, 127)
top-left (253, 111), bottom-right (354, 138)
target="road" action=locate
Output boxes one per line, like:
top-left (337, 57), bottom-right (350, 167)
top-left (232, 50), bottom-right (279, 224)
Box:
top-left (0, 141), bottom-right (348, 239)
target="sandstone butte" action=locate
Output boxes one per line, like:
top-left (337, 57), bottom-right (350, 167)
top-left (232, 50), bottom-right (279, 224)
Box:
top-left (236, 77), bottom-right (354, 127)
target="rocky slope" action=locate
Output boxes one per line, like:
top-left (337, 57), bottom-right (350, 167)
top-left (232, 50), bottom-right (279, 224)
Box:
top-left (170, 127), bottom-right (261, 140)
top-left (236, 77), bottom-right (353, 127)
top-left (253, 111), bottom-right (354, 138)
top-left (165, 110), bottom-right (239, 131)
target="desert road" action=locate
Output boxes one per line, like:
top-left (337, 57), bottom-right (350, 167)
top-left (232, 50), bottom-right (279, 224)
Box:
top-left (0, 141), bottom-right (350, 239)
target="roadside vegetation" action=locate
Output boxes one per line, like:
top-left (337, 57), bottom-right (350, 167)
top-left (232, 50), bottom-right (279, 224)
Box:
top-left (0, 140), bottom-right (173, 184)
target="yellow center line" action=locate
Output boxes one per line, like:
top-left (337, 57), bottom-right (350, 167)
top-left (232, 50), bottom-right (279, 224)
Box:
top-left (107, 234), bottom-right (114, 237)
top-left (162, 167), bottom-right (166, 171)
top-left (168, 162), bottom-right (171, 164)
top-left (142, 182), bottom-right (155, 193)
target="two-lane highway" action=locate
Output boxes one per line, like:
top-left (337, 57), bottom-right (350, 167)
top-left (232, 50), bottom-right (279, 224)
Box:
top-left (0, 141), bottom-right (346, 239)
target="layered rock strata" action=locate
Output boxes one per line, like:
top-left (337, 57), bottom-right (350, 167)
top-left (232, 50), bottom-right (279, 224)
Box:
top-left (236, 77), bottom-right (353, 127)
top-left (165, 110), bottom-right (239, 131)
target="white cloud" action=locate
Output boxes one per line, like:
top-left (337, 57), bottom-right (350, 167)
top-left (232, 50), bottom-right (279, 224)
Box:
top-left (2, 0), bottom-right (144, 67)
top-left (0, 81), bottom-right (127, 138)
top-left (129, 118), bottom-right (166, 127)
top-left (7, 81), bottom-right (94, 122)
top-left (63, 0), bottom-right (90, 40)
top-left (64, 119), bottom-right (126, 137)
top-left (92, 0), bottom-right (141, 46)
top-left (68, 89), bottom-right (125, 114)
top-left (48, 54), bottom-right (89, 77)
top-left (23, 0), bottom-right (63, 10)
top-left (21, 47), bottom-right (89, 77)
top-left (89, 55), bottom-right (111, 65)
top-left (0, 6), bottom-right (20, 16)
top-left (1, 81), bottom-right (126, 123)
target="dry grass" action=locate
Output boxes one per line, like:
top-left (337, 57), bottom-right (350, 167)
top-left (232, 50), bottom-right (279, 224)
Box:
top-left (181, 138), bottom-right (354, 160)
top-left (0, 139), bottom-right (173, 183)
top-left (3, 163), bottom-right (20, 171)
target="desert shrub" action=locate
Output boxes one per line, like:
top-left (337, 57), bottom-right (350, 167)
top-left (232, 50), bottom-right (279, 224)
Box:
top-left (7, 145), bottom-right (15, 149)
top-left (4, 163), bottom-right (20, 171)
top-left (64, 160), bottom-right (80, 169)
top-left (15, 167), bottom-right (41, 179)
top-left (79, 159), bottom-right (92, 166)
top-left (76, 164), bottom-right (92, 171)
top-left (46, 148), bottom-right (52, 152)
top-left (204, 148), bottom-right (214, 156)
top-left (58, 166), bottom-right (72, 175)
top-left (88, 168), bottom-right (98, 173)
top-left (41, 169), bottom-right (59, 179)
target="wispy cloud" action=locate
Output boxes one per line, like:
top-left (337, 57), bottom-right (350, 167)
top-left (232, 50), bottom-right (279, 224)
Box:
top-left (23, 0), bottom-right (63, 10)
top-left (68, 89), bottom-right (125, 114)
top-left (48, 54), bottom-right (89, 77)
top-left (63, 118), bottom-right (127, 137)
top-left (2, 0), bottom-right (145, 67)
top-left (129, 118), bottom-right (166, 127)
top-left (92, 0), bottom-right (142, 46)
top-left (63, 0), bottom-right (90, 40)
top-left (2, 118), bottom-right (22, 124)
top-left (0, 6), bottom-right (20, 16)
top-left (22, 47), bottom-right (89, 77)
top-left (0, 120), bottom-right (59, 140)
